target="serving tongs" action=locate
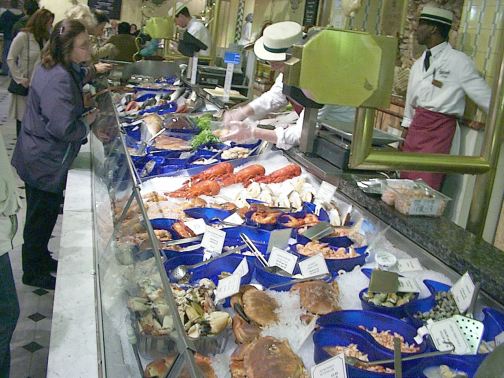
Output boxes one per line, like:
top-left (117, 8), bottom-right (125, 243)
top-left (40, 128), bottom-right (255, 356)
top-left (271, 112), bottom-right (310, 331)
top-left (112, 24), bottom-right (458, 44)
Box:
top-left (239, 233), bottom-right (292, 277)
top-left (159, 235), bottom-right (204, 252)
top-left (344, 342), bottom-right (456, 369)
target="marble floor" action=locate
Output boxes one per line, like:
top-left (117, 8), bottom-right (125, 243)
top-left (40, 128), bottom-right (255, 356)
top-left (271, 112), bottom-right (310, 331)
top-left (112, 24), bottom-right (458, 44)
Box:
top-left (0, 76), bottom-right (60, 378)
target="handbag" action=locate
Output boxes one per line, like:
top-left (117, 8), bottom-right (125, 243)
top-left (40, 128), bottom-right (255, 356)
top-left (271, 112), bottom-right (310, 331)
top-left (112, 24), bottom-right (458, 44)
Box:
top-left (7, 34), bottom-right (30, 97)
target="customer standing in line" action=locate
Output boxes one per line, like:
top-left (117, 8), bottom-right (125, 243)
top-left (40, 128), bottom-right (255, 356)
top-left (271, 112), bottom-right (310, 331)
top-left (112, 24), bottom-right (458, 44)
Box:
top-left (0, 131), bottom-right (22, 378)
top-left (7, 8), bottom-right (55, 136)
top-left (0, 0), bottom-right (23, 76)
top-left (11, 19), bottom-right (111, 290)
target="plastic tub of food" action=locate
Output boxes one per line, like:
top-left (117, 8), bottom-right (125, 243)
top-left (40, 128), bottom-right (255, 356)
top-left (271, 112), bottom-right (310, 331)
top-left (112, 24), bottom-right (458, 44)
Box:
top-left (381, 180), bottom-right (450, 217)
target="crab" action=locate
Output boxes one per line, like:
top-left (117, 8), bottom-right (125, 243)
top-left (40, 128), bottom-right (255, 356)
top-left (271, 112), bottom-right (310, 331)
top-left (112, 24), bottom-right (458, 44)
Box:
top-left (144, 352), bottom-right (216, 378)
top-left (291, 280), bottom-right (341, 315)
top-left (230, 336), bottom-right (308, 378)
top-left (230, 285), bottom-right (278, 343)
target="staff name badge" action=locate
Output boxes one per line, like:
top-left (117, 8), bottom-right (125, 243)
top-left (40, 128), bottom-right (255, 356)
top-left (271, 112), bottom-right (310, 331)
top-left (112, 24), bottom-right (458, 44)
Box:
top-left (311, 353), bottom-right (348, 378)
top-left (268, 247), bottom-right (298, 274)
top-left (201, 226), bottom-right (226, 255)
top-left (299, 254), bottom-right (329, 278)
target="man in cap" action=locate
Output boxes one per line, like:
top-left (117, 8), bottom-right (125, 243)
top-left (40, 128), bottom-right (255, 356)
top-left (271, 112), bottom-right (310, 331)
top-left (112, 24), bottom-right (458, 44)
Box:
top-left (221, 21), bottom-right (355, 150)
top-left (170, 2), bottom-right (210, 56)
top-left (400, 5), bottom-right (492, 190)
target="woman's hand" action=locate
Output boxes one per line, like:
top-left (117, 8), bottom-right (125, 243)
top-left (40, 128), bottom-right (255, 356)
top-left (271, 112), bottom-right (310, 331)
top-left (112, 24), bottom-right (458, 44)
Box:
top-left (20, 78), bottom-right (30, 88)
top-left (94, 62), bottom-right (113, 74)
top-left (83, 108), bottom-right (98, 126)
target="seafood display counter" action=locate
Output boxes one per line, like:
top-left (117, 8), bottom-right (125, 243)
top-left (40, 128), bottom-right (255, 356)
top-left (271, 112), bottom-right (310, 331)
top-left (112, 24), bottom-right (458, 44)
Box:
top-left (49, 69), bottom-right (504, 377)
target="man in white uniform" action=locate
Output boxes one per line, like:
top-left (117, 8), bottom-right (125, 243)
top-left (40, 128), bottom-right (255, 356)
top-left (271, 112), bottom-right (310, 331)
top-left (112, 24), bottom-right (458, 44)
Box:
top-left (222, 21), bottom-right (355, 150)
top-left (401, 6), bottom-right (492, 190)
top-left (171, 2), bottom-right (211, 56)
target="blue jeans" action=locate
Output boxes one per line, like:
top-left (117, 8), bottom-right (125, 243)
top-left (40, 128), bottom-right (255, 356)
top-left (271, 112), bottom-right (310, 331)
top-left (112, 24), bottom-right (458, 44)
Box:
top-left (0, 253), bottom-right (19, 378)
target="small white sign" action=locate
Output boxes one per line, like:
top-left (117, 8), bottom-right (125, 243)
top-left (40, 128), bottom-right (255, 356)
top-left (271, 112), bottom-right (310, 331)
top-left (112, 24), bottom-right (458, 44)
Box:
top-left (316, 181), bottom-right (338, 204)
top-left (190, 56), bottom-right (198, 85)
top-left (268, 247), bottom-right (298, 274)
top-left (266, 228), bottom-right (292, 253)
top-left (224, 212), bottom-right (244, 225)
top-left (398, 277), bottom-right (421, 293)
top-left (311, 353), bottom-right (348, 378)
top-left (299, 254), bottom-right (330, 278)
top-left (184, 218), bottom-right (207, 235)
top-left (223, 63), bottom-right (234, 103)
top-left (495, 331), bottom-right (504, 346)
top-left (427, 317), bottom-right (471, 354)
top-left (294, 315), bottom-right (318, 351)
top-left (451, 272), bottom-right (476, 313)
top-left (396, 258), bottom-right (423, 272)
top-left (201, 226), bottom-right (226, 255)
top-left (233, 257), bottom-right (249, 278)
top-left (215, 274), bottom-right (241, 302)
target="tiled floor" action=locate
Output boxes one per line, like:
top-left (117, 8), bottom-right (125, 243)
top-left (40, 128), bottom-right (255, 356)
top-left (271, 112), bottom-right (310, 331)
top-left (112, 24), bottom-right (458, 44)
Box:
top-left (0, 76), bottom-right (61, 377)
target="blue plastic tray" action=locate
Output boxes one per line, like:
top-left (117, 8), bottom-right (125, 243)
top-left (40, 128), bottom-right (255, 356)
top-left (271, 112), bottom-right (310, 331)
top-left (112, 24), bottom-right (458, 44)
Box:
top-left (293, 243), bottom-right (367, 274)
top-left (404, 280), bottom-right (452, 328)
top-left (482, 307), bottom-right (504, 342)
top-left (406, 354), bottom-right (485, 378)
top-left (183, 207), bottom-right (234, 223)
top-left (317, 310), bottom-right (427, 355)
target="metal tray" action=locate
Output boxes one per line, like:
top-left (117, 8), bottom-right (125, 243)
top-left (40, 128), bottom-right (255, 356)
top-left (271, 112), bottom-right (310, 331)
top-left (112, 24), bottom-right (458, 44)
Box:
top-left (321, 120), bottom-right (402, 146)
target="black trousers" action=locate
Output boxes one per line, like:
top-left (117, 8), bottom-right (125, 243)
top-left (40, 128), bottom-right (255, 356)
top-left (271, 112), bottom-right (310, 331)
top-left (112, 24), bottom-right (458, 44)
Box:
top-left (0, 253), bottom-right (19, 378)
top-left (22, 184), bottom-right (62, 277)
top-left (16, 120), bottom-right (21, 137)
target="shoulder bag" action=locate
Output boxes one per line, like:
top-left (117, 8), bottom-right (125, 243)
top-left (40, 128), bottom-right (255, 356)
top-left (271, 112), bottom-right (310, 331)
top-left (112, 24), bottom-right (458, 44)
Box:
top-left (7, 33), bottom-right (30, 97)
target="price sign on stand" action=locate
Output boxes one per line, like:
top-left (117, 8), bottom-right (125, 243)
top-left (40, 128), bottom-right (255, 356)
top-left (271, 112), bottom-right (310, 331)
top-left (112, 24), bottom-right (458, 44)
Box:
top-left (299, 254), bottom-right (329, 278)
top-left (201, 226), bottom-right (226, 255)
top-left (184, 218), bottom-right (207, 235)
top-left (451, 272), bottom-right (476, 313)
top-left (396, 258), bottom-right (423, 272)
top-left (311, 353), bottom-right (348, 378)
top-left (190, 56), bottom-right (198, 85)
top-left (316, 181), bottom-right (337, 204)
top-left (215, 274), bottom-right (241, 302)
top-left (223, 52), bottom-right (241, 102)
top-left (268, 247), bottom-right (298, 274)
top-left (267, 228), bottom-right (292, 253)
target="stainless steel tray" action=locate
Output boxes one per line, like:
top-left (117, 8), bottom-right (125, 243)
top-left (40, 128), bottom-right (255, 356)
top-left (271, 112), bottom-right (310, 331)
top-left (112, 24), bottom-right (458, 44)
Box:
top-left (320, 120), bottom-right (402, 146)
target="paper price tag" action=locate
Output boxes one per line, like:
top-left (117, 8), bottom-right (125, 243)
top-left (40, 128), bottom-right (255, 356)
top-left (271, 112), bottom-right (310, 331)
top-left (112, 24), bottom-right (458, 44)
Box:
top-left (408, 199), bottom-right (440, 216)
top-left (450, 272), bottom-right (476, 313)
top-left (311, 353), bottom-right (347, 378)
top-left (397, 277), bottom-right (421, 293)
top-left (495, 331), bottom-right (504, 346)
top-left (316, 181), bottom-right (337, 204)
top-left (299, 254), bottom-right (329, 278)
top-left (215, 274), bottom-right (241, 302)
top-left (201, 226), bottom-right (226, 255)
top-left (184, 218), bottom-right (207, 235)
top-left (233, 257), bottom-right (249, 278)
top-left (266, 228), bottom-right (292, 253)
top-left (396, 258), bottom-right (423, 272)
top-left (224, 212), bottom-right (244, 225)
top-left (427, 318), bottom-right (471, 354)
top-left (268, 247), bottom-right (298, 274)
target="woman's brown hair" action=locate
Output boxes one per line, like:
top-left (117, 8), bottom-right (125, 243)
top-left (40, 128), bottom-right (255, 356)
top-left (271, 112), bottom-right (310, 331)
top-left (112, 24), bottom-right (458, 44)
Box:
top-left (41, 19), bottom-right (86, 69)
top-left (23, 9), bottom-right (54, 48)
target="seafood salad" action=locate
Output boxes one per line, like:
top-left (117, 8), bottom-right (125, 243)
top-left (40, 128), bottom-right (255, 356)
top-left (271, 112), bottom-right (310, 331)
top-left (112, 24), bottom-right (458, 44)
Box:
top-left (363, 291), bottom-right (416, 307)
top-left (357, 326), bottom-right (420, 353)
top-left (324, 344), bottom-right (394, 373)
top-left (297, 241), bottom-right (360, 259)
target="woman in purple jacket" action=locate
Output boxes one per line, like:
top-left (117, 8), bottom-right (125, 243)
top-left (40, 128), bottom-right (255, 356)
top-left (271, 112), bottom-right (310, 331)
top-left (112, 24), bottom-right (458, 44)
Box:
top-left (11, 19), bottom-right (108, 289)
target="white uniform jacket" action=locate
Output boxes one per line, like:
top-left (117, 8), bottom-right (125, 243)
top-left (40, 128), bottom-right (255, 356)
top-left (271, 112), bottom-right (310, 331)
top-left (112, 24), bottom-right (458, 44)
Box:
top-left (186, 18), bottom-right (211, 56)
top-left (402, 42), bottom-right (491, 128)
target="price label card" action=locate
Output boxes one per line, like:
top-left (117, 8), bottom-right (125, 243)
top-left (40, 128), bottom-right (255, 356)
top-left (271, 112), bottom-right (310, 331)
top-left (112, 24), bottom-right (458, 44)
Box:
top-left (267, 228), bottom-right (292, 253)
top-left (215, 274), bottom-right (241, 302)
top-left (450, 272), bottom-right (476, 313)
top-left (427, 318), bottom-right (471, 354)
top-left (184, 218), bottom-right (207, 235)
top-left (268, 247), bottom-right (298, 274)
top-left (495, 331), bottom-right (504, 346)
top-left (299, 254), bottom-right (329, 278)
top-left (316, 181), bottom-right (337, 204)
top-left (398, 277), bottom-right (421, 293)
top-left (201, 226), bottom-right (226, 255)
top-left (233, 257), bottom-right (249, 278)
top-left (224, 51), bottom-right (241, 64)
top-left (311, 353), bottom-right (348, 378)
top-left (396, 258), bottom-right (423, 272)
top-left (224, 212), bottom-right (244, 225)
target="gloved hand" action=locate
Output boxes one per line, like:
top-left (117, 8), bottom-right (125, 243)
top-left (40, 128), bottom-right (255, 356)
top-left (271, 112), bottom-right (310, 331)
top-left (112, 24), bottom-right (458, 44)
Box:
top-left (223, 107), bottom-right (247, 127)
top-left (220, 120), bottom-right (257, 142)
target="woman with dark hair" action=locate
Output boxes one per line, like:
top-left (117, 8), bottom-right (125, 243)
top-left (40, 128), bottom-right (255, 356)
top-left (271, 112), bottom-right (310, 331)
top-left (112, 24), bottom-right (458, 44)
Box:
top-left (11, 19), bottom-right (110, 290)
top-left (7, 8), bottom-right (54, 135)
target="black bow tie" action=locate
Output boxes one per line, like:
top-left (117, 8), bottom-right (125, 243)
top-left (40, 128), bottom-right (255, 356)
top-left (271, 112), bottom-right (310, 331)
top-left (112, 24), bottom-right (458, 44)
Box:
top-left (424, 49), bottom-right (432, 71)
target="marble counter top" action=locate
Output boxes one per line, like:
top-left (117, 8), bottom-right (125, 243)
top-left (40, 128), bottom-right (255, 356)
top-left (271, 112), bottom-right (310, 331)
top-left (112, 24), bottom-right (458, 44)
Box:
top-left (335, 174), bottom-right (504, 305)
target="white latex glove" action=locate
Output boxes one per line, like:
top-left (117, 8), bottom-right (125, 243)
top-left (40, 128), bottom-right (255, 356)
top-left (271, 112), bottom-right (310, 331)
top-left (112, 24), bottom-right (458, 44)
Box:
top-left (220, 120), bottom-right (257, 142)
top-left (223, 107), bottom-right (247, 127)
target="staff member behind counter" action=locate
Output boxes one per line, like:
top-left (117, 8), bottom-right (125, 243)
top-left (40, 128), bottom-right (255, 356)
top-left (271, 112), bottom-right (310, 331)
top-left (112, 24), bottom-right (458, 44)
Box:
top-left (400, 6), bottom-right (492, 190)
top-left (170, 2), bottom-right (211, 56)
top-left (220, 21), bottom-right (355, 150)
